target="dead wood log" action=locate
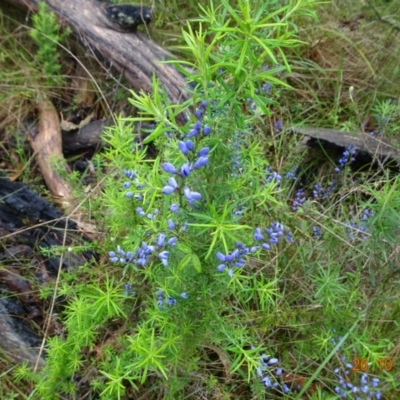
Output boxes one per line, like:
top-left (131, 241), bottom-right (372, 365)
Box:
top-left (4, 0), bottom-right (190, 106)
top-left (28, 100), bottom-right (73, 208)
top-left (292, 126), bottom-right (400, 164)
top-left (0, 177), bottom-right (93, 368)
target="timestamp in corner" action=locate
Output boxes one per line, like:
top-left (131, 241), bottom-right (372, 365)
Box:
top-left (352, 358), bottom-right (394, 372)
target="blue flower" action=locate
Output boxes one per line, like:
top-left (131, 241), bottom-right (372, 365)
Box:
top-left (123, 182), bottom-right (132, 189)
top-left (198, 147), bottom-right (210, 156)
top-left (183, 187), bottom-right (201, 202)
top-left (292, 188), bottom-right (306, 211)
top-left (123, 169), bottom-right (136, 180)
top-left (187, 128), bottom-right (199, 138)
top-left (162, 186), bottom-right (175, 195)
top-left (312, 226), bottom-right (322, 240)
top-left (216, 252), bottom-right (226, 261)
top-left (162, 162), bottom-right (178, 174)
top-left (286, 231), bottom-right (294, 243)
top-left (217, 264), bottom-right (226, 272)
top-left (167, 237), bottom-right (177, 246)
top-left (200, 100), bottom-right (207, 108)
top-left (262, 376), bottom-right (271, 387)
top-left (170, 204), bottom-right (180, 212)
top-left (203, 126), bottom-right (211, 136)
top-left (180, 162), bottom-right (191, 177)
top-left (167, 219), bottom-right (176, 230)
top-left (178, 140), bottom-right (189, 155)
top-left (194, 120), bottom-right (202, 131)
top-left (168, 177), bottom-right (178, 189)
top-left (195, 108), bottom-right (203, 119)
top-left (193, 156), bottom-right (209, 169)
top-left (185, 140), bottom-right (194, 151)
top-left (157, 233), bottom-right (166, 247)
top-left (275, 120), bottom-right (283, 133)
top-left (254, 227), bottom-right (264, 241)
top-left (180, 292), bottom-right (188, 299)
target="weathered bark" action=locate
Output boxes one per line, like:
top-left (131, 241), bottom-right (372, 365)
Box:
top-left (292, 126), bottom-right (400, 164)
top-left (0, 177), bottom-right (93, 368)
top-left (28, 100), bottom-right (73, 208)
top-left (4, 0), bottom-right (190, 105)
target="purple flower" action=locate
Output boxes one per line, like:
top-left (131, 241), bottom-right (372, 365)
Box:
top-left (198, 147), bottom-right (210, 157)
top-left (194, 120), bottom-right (202, 131)
top-left (136, 207), bottom-right (146, 216)
top-left (162, 163), bottom-right (177, 174)
top-left (187, 128), bottom-right (199, 138)
top-left (123, 169), bottom-right (136, 180)
top-left (167, 219), bottom-right (176, 230)
top-left (178, 140), bottom-right (189, 155)
top-left (261, 243), bottom-right (270, 250)
top-left (162, 185), bottom-right (175, 195)
top-left (157, 233), bottom-right (166, 247)
top-left (123, 182), bottom-right (132, 189)
top-left (203, 126), bottom-right (211, 136)
top-left (254, 227), bottom-right (264, 241)
top-left (216, 252), bottom-right (226, 261)
top-left (262, 376), bottom-right (271, 387)
top-left (170, 204), bottom-right (180, 212)
top-left (286, 232), bottom-right (294, 243)
top-left (167, 237), bottom-right (177, 246)
top-left (217, 264), bottom-right (226, 272)
top-left (183, 187), bottom-right (201, 202)
top-left (180, 162), bottom-right (191, 177)
top-left (312, 226), bottom-right (322, 240)
top-left (180, 292), bottom-right (188, 299)
top-left (125, 192), bottom-right (134, 198)
top-left (193, 156), bottom-right (209, 169)
top-left (275, 119), bottom-right (283, 133)
top-left (158, 251), bottom-right (169, 259)
top-left (200, 100), bottom-right (207, 109)
top-left (158, 251), bottom-right (169, 267)
top-left (185, 140), bottom-right (194, 151)
top-left (167, 297), bottom-right (177, 306)
top-left (195, 108), bottom-right (203, 119)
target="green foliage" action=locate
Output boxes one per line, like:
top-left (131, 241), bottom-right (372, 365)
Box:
top-left (29, 2), bottom-right (70, 87)
top-left (14, 1), bottom-right (400, 399)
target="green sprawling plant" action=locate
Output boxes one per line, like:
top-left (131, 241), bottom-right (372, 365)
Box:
top-left (29, 1), bottom-right (70, 88)
top-left (13, 1), bottom-right (400, 399)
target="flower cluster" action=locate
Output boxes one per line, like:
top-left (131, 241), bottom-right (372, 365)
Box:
top-left (329, 334), bottom-right (382, 399)
top-left (333, 361), bottom-right (381, 399)
top-left (265, 166), bottom-right (282, 185)
top-left (216, 223), bottom-right (294, 277)
top-left (312, 226), bottom-right (322, 240)
top-left (123, 284), bottom-right (136, 297)
top-left (334, 144), bottom-right (356, 172)
top-left (313, 181), bottom-right (336, 200)
top-left (285, 168), bottom-right (298, 180)
top-left (344, 208), bottom-right (375, 242)
top-left (123, 169), bottom-right (144, 200)
top-left (160, 101), bottom-right (212, 207)
top-left (255, 353), bottom-right (291, 395)
top-left (108, 232), bottom-right (177, 268)
top-left (275, 119), bottom-right (283, 133)
top-left (156, 290), bottom-right (188, 307)
top-left (292, 188), bottom-right (306, 211)
top-left (230, 131), bottom-right (245, 176)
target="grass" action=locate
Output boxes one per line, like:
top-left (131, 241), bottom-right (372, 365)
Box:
top-left (0, 0), bottom-right (400, 399)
